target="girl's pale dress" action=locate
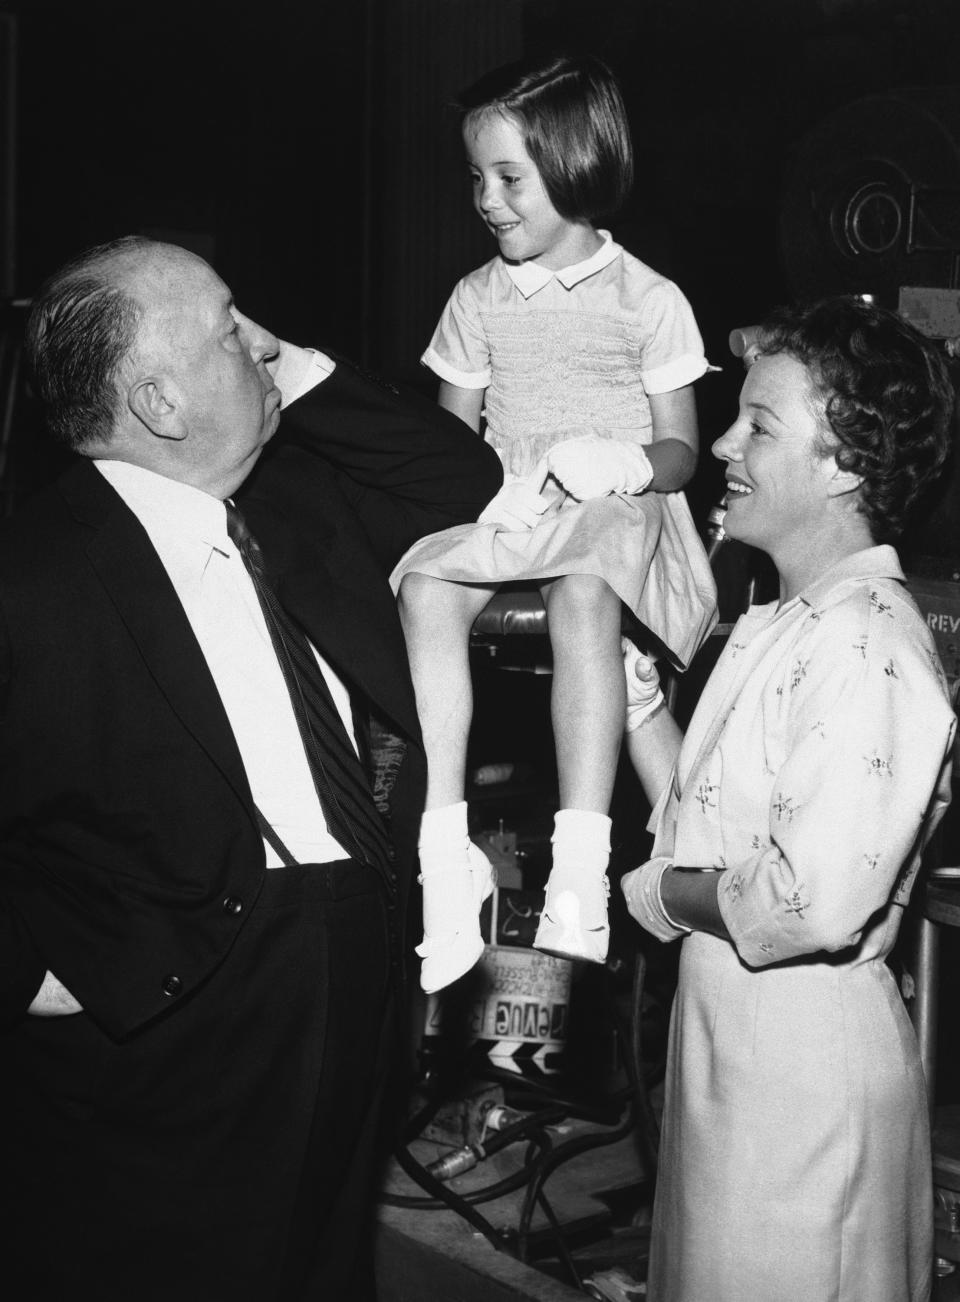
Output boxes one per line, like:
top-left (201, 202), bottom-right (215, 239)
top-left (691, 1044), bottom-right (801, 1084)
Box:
top-left (646, 548), bottom-right (956, 1302)
top-left (390, 234), bottom-right (716, 668)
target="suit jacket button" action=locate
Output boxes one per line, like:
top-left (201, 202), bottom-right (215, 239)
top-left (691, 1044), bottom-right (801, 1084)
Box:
top-left (222, 896), bottom-right (243, 915)
top-left (161, 974), bottom-right (183, 997)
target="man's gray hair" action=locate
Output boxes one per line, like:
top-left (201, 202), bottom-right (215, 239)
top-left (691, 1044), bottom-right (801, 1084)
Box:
top-left (26, 235), bottom-right (156, 453)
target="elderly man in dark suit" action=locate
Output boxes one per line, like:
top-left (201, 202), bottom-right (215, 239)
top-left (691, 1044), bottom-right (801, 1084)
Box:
top-left (0, 236), bottom-right (501, 1300)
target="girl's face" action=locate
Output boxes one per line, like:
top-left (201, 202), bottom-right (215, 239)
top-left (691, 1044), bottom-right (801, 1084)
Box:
top-left (463, 111), bottom-right (598, 270)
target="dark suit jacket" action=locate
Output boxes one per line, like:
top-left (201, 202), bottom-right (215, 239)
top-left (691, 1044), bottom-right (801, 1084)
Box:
top-left (0, 356), bottom-right (502, 1039)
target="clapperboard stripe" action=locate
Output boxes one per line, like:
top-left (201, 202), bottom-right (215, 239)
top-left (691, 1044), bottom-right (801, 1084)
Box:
top-left (482, 1038), bottom-right (565, 1077)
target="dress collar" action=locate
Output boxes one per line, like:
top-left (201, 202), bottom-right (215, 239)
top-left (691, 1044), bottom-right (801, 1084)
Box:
top-left (798, 544), bottom-right (905, 612)
top-left (503, 230), bottom-right (620, 299)
top-left (741, 546), bottom-right (906, 626)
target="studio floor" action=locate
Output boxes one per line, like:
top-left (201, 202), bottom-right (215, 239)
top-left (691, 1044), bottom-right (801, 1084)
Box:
top-left (374, 1094), bottom-right (960, 1301)
top-left (376, 1112), bottom-right (652, 1301)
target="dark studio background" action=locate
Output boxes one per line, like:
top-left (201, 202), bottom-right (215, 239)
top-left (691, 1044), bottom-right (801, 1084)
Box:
top-left (4, 0), bottom-right (960, 509)
top-left (3, 0), bottom-right (960, 1104)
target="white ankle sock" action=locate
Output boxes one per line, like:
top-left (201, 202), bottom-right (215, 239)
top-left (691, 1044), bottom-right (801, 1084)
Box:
top-left (416, 801), bottom-right (489, 992)
top-left (418, 801), bottom-right (470, 875)
top-left (550, 808), bottom-right (612, 877)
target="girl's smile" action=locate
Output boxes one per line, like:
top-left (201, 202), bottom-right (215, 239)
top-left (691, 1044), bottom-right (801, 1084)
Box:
top-left (464, 111), bottom-right (602, 271)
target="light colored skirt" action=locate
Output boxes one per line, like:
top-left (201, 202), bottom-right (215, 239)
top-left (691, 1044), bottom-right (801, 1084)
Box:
top-left (648, 931), bottom-right (933, 1302)
top-left (390, 489), bottom-right (716, 670)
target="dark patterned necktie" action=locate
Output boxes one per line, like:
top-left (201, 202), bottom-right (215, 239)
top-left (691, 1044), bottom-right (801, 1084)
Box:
top-left (225, 502), bottom-right (392, 873)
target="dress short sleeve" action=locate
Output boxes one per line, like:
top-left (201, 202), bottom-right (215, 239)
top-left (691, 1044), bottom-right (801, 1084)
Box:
top-left (421, 277), bottom-right (491, 390)
top-left (716, 587), bottom-right (956, 967)
top-left (637, 277), bottom-right (714, 395)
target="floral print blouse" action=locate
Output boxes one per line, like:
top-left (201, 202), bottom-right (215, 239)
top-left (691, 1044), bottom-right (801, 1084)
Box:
top-left (650, 546), bottom-right (956, 968)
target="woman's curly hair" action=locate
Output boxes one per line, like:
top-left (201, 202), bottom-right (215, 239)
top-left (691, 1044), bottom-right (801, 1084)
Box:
top-left (757, 297), bottom-right (955, 542)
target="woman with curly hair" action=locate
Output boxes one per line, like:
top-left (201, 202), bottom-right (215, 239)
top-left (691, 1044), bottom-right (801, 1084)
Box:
top-left (622, 297), bottom-right (957, 1301)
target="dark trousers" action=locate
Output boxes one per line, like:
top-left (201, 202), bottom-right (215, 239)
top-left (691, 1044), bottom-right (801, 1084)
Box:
top-left (1, 862), bottom-right (394, 1301)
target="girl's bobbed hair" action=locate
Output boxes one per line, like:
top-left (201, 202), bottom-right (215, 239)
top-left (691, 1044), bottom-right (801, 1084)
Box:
top-left (459, 53), bottom-right (633, 223)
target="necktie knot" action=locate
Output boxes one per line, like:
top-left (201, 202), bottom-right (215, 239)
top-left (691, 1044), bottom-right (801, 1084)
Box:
top-left (224, 499), bottom-right (249, 544)
top-left (225, 502), bottom-right (264, 574)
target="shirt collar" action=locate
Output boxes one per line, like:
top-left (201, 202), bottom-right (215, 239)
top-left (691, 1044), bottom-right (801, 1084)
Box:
top-left (504, 230), bottom-right (620, 299)
top-left (737, 545), bottom-right (906, 630)
top-left (798, 545), bottom-right (906, 612)
top-left (94, 459), bottom-right (230, 555)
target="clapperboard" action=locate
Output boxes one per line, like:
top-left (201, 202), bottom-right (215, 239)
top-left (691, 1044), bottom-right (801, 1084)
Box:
top-left (422, 887), bottom-right (573, 1081)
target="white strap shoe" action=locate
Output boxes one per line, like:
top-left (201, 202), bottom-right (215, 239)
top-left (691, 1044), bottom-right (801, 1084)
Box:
top-left (416, 842), bottom-right (495, 993)
top-left (533, 871), bottom-right (610, 964)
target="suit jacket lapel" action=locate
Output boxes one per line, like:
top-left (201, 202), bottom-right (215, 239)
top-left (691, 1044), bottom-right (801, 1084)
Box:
top-left (240, 497), bottom-right (422, 745)
top-left (58, 464), bottom-right (254, 806)
top-left (60, 459), bottom-right (422, 792)
top-left (284, 560), bottom-right (421, 742)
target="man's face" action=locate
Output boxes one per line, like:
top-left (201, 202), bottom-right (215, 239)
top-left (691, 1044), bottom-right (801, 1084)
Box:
top-left (132, 248), bottom-right (282, 489)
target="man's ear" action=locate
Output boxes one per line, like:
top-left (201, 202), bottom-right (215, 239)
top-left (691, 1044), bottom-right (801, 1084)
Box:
top-left (127, 375), bottom-right (187, 442)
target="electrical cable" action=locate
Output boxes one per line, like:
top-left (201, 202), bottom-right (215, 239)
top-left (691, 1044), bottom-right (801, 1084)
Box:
top-left (380, 1131), bottom-right (552, 1210)
top-left (392, 1060), bottom-right (636, 1215)
top-left (382, 1103), bottom-right (566, 1208)
top-left (622, 950), bottom-right (661, 1176)
top-left (477, 1064), bottom-right (628, 1126)
top-left (515, 1098), bottom-right (637, 1264)
top-left (536, 1187), bottom-right (583, 1291)
top-left (386, 936), bottom-right (659, 1287)
top-left (391, 1130), bottom-right (513, 1256)
top-left (512, 965), bottom-right (653, 1264)
top-left (399, 1083), bottom-right (446, 1146)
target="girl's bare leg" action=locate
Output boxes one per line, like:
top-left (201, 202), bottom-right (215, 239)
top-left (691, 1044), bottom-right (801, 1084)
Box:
top-left (397, 572), bottom-right (500, 992)
top-left (398, 572), bottom-right (499, 807)
top-left (535, 573), bottom-right (625, 962)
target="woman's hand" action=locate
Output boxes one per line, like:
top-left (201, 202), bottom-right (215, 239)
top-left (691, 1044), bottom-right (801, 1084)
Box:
top-left (621, 857), bottom-right (690, 942)
top-left (623, 858), bottom-right (729, 942)
top-left (623, 638), bottom-right (664, 730)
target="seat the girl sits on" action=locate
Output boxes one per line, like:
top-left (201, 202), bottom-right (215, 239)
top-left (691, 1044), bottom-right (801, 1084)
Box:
top-left (391, 53), bottom-right (717, 993)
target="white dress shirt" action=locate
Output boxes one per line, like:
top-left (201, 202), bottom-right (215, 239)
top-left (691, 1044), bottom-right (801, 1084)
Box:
top-left (96, 457), bottom-right (357, 867)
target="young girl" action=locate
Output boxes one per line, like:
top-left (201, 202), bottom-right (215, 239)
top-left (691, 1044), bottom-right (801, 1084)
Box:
top-left (392, 53), bottom-right (717, 994)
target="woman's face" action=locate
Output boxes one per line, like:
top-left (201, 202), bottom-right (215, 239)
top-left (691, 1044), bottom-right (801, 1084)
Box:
top-left (711, 352), bottom-right (845, 566)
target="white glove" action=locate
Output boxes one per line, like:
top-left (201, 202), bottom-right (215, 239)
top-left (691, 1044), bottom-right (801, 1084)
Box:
top-left (547, 437), bottom-right (654, 501)
top-left (621, 856), bottom-right (690, 943)
top-left (478, 479), bottom-right (550, 530)
top-left (622, 638), bottom-right (664, 731)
